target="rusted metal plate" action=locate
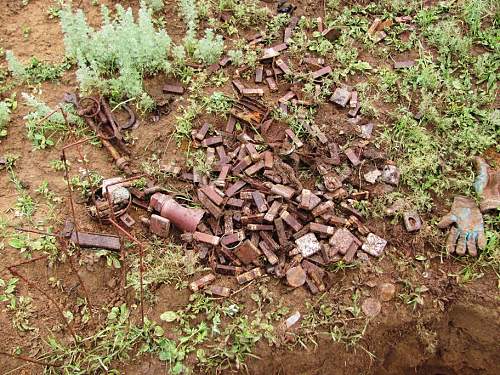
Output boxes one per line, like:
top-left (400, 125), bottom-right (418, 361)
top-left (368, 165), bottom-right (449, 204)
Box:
top-left (70, 231), bottom-right (121, 251)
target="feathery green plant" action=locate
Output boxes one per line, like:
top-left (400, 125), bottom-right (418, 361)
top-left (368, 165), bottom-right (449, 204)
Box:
top-left (0, 101), bottom-right (11, 138)
top-left (194, 29), bottom-right (224, 64)
top-left (60, 4), bottom-right (172, 110)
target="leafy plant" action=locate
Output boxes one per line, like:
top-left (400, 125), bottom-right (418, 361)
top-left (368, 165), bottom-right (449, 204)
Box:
top-left (22, 93), bottom-right (84, 149)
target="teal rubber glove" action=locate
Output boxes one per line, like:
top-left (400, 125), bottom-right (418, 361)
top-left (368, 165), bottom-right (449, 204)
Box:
top-left (437, 196), bottom-right (486, 256)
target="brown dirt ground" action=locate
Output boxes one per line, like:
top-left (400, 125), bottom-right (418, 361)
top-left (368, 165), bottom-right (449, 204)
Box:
top-left (0, 1), bottom-right (499, 374)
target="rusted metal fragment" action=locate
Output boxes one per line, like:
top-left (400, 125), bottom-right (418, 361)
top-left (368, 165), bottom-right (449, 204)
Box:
top-left (241, 88), bottom-right (265, 96)
top-left (234, 239), bottom-right (260, 265)
top-left (163, 84), bottom-right (184, 95)
top-left (69, 231), bottom-right (121, 251)
top-left (193, 231), bottom-right (220, 246)
top-left (380, 165), bottom-right (400, 186)
top-left (311, 66), bottom-right (332, 79)
top-left (403, 211), bottom-right (422, 232)
top-left (252, 191), bottom-right (268, 212)
top-left (226, 116), bottom-right (236, 133)
top-left (147, 214), bottom-right (171, 238)
top-left (151, 193), bottom-right (205, 232)
top-left (266, 77), bottom-right (278, 92)
top-left (286, 265), bottom-right (306, 287)
top-left (226, 180), bottom-right (247, 197)
top-left (255, 65), bottom-right (264, 83)
top-left (190, 274), bottom-right (215, 292)
top-left (281, 211), bottom-right (303, 232)
top-left (270, 184), bottom-right (295, 199)
top-left (208, 285), bottom-right (231, 297)
top-left (236, 268), bottom-right (263, 284)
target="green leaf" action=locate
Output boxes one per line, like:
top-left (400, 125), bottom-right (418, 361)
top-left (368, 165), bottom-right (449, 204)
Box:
top-left (160, 311), bottom-right (177, 322)
top-left (154, 325), bottom-right (165, 337)
top-left (8, 238), bottom-right (26, 249)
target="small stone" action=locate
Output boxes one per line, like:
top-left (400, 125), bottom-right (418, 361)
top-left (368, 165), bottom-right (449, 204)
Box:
top-left (330, 87), bottom-right (352, 107)
top-left (360, 123), bottom-right (374, 139)
top-left (380, 165), bottom-right (400, 186)
top-left (362, 298), bottom-right (381, 317)
top-left (295, 233), bottom-right (321, 257)
top-left (362, 233), bottom-right (387, 257)
top-left (285, 311), bottom-right (301, 328)
top-left (357, 251), bottom-right (370, 262)
top-left (379, 283), bottom-right (396, 301)
top-left (364, 169), bottom-right (381, 184)
top-left (286, 266), bottom-right (307, 288)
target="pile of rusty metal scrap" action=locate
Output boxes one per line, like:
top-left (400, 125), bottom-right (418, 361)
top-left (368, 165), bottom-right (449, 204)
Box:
top-left (134, 16), bottom-right (405, 297)
top-left (139, 96), bottom-right (390, 297)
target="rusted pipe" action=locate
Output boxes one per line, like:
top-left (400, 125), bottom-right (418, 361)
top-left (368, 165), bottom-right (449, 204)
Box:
top-left (150, 193), bottom-right (205, 233)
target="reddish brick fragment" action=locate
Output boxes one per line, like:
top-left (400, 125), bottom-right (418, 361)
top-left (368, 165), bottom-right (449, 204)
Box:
top-left (394, 60), bottom-right (415, 69)
top-left (245, 143), bottom-right (260, 161)
top-left (193, 231), bottom-right (220, 246)
top-left (312, 201), bottom-right (334, 217)
top-left (190, 274), bottom-right (216, 292)
top-left (266, 77), bottom-right (278, 92)
top-left (264, 200), bottom-right (282, 222)
top-left (252, 191), bottom-right (268, 212)
top-left (241, 88), bottom-right (264, 96)
top-left (221, 231), bottom-right (245, 246)
top-left (195, 123), bottom-right (210, 141)
top-left (208, 285), bottom-right (231, 297)
top-left (280, 211), bottom-right (303, 232)
top-left (270, 184), bottom-right (295, 199)
top-left (215, 264), bottom-right (242, 275)
top-left (232, 80), bottom-right (245, 93)
top-left (226, 197), bottom-right (244, 207)
top-left (234, 240), bottom-right (261, 265)
top-left (344, 148), bottom-right (361, 167)
top-left (149, 214), bottom-right (171, 238)
top-left (232, 156), bottom-right (252, 175)
top-left (311, 66), bottom-right (332, 79)
top-left (276, 59), bottom-right (291, 75)
top-left (236, 268), bottom-right (263, 284)
top-left (279, 91), bottom-right (296, 103)
top-left (274, 217), bottom-right (289, 245)
top-left (226, 116), bottom-right (236, 133)
top-left (247, 224), bottom-right (274, 231)
top-left (310, 222), bottom-right (335, 235)
top-left (259, 241), bottom-right (279, 265)
top-left (255, 65), bottom-right (264, 83)
top-left (163, 84), bottom-right (184, 95)
top-left (202, 136), bottom-right (223, 147)
top-left (245, 161), bottom-right (265, 176)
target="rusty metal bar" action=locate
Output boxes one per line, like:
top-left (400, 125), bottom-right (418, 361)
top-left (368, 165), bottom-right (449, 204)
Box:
top-left (108, 218), bottom-right (145, 326)
top-left (7, 266), bottom-right (78, 344)
top-left (0, 351), bottom-right (60, 368)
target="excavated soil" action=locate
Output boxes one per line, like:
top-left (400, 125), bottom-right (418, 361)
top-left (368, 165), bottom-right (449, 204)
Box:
top-left (0, 1), bottom-right (498, 374)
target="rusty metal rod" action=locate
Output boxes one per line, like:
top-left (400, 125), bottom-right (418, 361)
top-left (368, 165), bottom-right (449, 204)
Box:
top-left (0, 351), bottom-right (60, 368)
top-left (108, 218), bottom-right (145, 326)
top-left (61, 137), bottom-right (97, 320)
top-left (7, 267), bottom-right (78, 344)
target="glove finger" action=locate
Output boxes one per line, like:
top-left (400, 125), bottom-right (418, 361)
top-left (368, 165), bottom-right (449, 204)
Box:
top-left (438, 213), bottom-right (457, 229)
top-left (446, 227), bottom-right (459, 255)
top-left (467, 234), bottom-right (477, 257)
top-left (477, 229), bottom-right (487, 250)
top-left (455, 233), bottom-right (467, 255)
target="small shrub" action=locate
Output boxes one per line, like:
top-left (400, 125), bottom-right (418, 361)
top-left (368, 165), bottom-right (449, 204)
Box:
top-left (194, 29), bottom-right (224, 65)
